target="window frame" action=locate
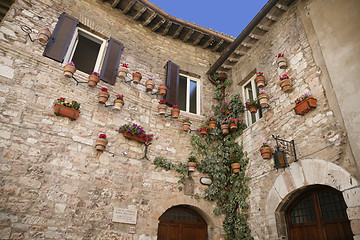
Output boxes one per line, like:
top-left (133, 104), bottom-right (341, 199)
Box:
top-left (242, 74), bottom-right (261, 126)
top-left (63, 27), bottom-right (107, 74)
top-left (179, 73), bottom-right (200, 115)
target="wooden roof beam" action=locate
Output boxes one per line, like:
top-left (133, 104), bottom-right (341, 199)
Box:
top-left (249, 33), bottom-right (263, 40)
top-left (192, 33), bottom-right (204, 46)
top-left (172, 25), bottom-right (183, 39)
top-left (202, 36), bottom-right (214, 49)
top-left (111, 0), bottom-right (121, 8)
top-left (276, 3), bottom-right (289, 10)
top-left (152, 18), bottom-right (165, 31)
top-left (266, 14), bottom-right (279, 21)
top-left (161, 21), bottom-right (172, 35)
top-left (257, 24), bottom-right (271, 31)
top-left (143, 12), bottom-right (156, 26)
top-left (212, 39), bottom-right (224, 52)
top-left (182, 29), bottom-right (194, 42)
top-left (133, 6), bottom-right (146, 20)
top-left (123, 0), bottom-right (135, 14)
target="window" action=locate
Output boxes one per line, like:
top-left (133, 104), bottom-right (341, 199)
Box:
top-left (178, 74), bottom-right (200, 114)
top-left (63, 28), bottom-right (107, 75)
top-left (242, 74), bottom-right (262, 125)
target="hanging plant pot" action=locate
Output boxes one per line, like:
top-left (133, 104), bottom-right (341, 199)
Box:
top-left (280, 79), bottom-right (292, 93)
top-left (221, 124), bottom-right (229, 135)
top-left (114, 99), bottom-right (124, 111)
top-left (132, 72), bottom-right (142, 84)
top-left (182, 122), bottom-right (191, 132)
top-left (145, 78), bottom-right (155, 92)
top-left (277, 56), bottom-right (287, 69)
top-left (260, 147), bottom-right (272, 159)
top-left (171, 107), bottom-right (180, 119)
top-left (98, 88), bottom-right (109, 104)
top-left (88, 73), bottom-right (100, 88)
top-left (294, 97), bottom-right (317, 115)
top-left (231, 163), bottom-right (241, 173)
top-left (255, 73), bottom-right (266, 88)
top-left (258, 93), bottom-right (269, 107)
top-left (208, 120), bottom-right (216, 129)
top-left (63, 63), bottom-right (76, 78)
top-left (249, 106), bottom-right (258, 114)
top-left (118, 66), bottom-right (129, 80)
top-left (158, 104), bottom-right (167, 115)
top-left (38, 28), bottom-right (51, 44)
top-left (217, 73), bottom-right (227, 81)
top-left (54, 104), bottom-right (80, 120)
top-left (200, 129), bottom-right (208, 136)
top-left (230, 122), bottom-right (238, 131)
top-left (158, 85), bottom-right (167, 96)
top-left (122, 132), bottom-right (145, 143)
top-left (95, 135), bottom-right (108, 151)
top-left (187, 162), bottom-right (197, 172)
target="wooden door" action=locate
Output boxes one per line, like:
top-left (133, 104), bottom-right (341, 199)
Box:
top-left (158, 206), bottom-right (207, 240)
top-left (286, 186), bottom-right (353, 240)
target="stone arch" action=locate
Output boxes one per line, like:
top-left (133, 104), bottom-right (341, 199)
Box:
top-left (264, 159), bottom-right (360, 239)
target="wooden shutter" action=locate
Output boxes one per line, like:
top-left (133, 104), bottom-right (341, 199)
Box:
top-left (100, 38), bottom-right (124, 85)
top-left (165, 60), bottom-right (180, 106)
top-left (43, 12), bottom-right (78, 62)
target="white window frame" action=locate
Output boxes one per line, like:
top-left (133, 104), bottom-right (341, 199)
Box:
top-left (63, 27), bottom-right (107, 74)
top-left (242, 74), bottom-right (261, 126)
top-left (179, 73), bottom-right (201, 115)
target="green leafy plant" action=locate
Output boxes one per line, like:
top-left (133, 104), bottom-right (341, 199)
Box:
top-left (245, 99), bottom-right (260, 111)
top-left (182, 118), bottom-right (192, 124)
top-left (117, 123), bottom-right (153, 142)
top-left (53, 97), bottom-right (80, 110)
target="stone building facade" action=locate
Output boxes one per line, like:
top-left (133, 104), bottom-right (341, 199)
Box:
top-left (0, 0), bottom-right (359, 240)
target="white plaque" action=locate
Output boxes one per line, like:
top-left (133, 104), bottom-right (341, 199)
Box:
top-left (112, 208), bottom-right (137, 224)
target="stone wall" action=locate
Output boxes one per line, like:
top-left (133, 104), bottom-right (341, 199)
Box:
top-left (0, 0), bottom-right (224, 239)
top-left (227, 1), bottom-right (360, 239)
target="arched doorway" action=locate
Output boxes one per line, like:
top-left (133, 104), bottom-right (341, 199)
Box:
top-left (285, 185), bottom-right (353, 240)
top-left (157, 206), bottom-right (207, 240)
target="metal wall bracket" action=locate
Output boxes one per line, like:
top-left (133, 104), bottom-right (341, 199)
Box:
top-left (71, 76), bottom-right (88, 86)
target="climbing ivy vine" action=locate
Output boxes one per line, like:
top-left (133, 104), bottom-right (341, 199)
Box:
top-left (154, 78), bottom-right (253, 240)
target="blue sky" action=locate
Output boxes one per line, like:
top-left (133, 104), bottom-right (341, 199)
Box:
top-left (150, 0), bottom-right (268, 38)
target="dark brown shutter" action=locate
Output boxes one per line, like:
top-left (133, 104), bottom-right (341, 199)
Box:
top-left (43, 12), bottom-right (78, 62)
top-left (99, 38), bottom-right (124, 85)
top-left (165, 60), bottom-right (180, 106)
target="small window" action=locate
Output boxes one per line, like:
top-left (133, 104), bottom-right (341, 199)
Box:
top-left (178, 74), bottom-right (200, 114)
top-left (63, 28), bottom-right (107, 75)
top-left (242, 74), bottom-right (262, 125)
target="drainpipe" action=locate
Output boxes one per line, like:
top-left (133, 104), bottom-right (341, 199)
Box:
top-left (206, 0), bottom-right (280, 85)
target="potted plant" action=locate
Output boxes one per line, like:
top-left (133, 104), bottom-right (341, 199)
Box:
top-left (198, 123), bottom-right (210, 136)
top-left (114, 95), bottom-right (124, 111)
top-left (228, 117), bottom-right (238, 131)
top-left (245, 99), bottom-right (260, 114)
top-left (132, 71), bottom-right (142, 84)
top-left (279, 74), bottom-right (292, 93)
top-left (207, 117), bottom-right (217, 129)
top-left (255, 72), bottom-right (266, 88)
top-left (158, 84), bottom-right (167, 96)
top-left (258, 89), bottom-right (269, 107)
top-left (38, 27), bottom-right (51, 44)
top-left (294, 93), bottom-right (317, 115)
top-left (117, 123), bottom-right (153, 143)
top-left (95, 134), bottom-right (108, 151)
top-left (63, 62), bottom-right (76, 78)
top-left (220, 120), bottom-right (229, 135)
top-left (53, 97), bottom-right (80, 120)
top-left (158, 99), bottom-right (167, 115)
top-left (118, 63), bottom-right (129, 80)
top-left (171, 105), bottom-right (180, 119)
top-left (145, 78), bottom-right (155, 92)
top-left (260, 141), bottom-right (272, 159)
top-left (276, 53), bottom-right (287, 69)
top-left (187, 156), bottom-right (197, 172)
top-left (98, 88), bottom-right (109, 104)
top-left (230, 155), bottom-right (240, 173)
top-left (88, 71), bottom-right (100, 88)
top-left (182, 118), bottom-right (192, 132)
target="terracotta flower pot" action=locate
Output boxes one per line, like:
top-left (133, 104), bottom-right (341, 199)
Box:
top-left (158, 85), bottom-right (167, 96)
top-left (122, 132), bottom-right (145, 143)
top-left (113, 99), bottom-right (124, 111)
top-left (200, 129), bottom-right (208, 136)
top-left (188, 162), bottom-right (197, 172)
top-left (260, 147), bottom-right (272, 159)
top-left (63, 64), bottom-right (76, 78)
top-left (38, 28), bottom-right (51, 44)
top-left (132, 72), bottom-right (142, 84)
top-left (95, 138), bottom-right (108, 151)
top-left (230, 122), bottom-right (238, 131)
top-left (145, 79), bottom-right (155, 92)
top-left (88, 74), bottom-right (100, 88)
top-left (225, 110), bottom-right (231, 115)
top-left (54, 104), bottom-right (80, 120)
top-left (249, 106), bottom-right (258, 114)
top-left (171, 108), bottom-right (180, 119)
top-left (280, 78), bottom-right (292, 93)
top-left (258, 93), bottom-right (269, 107)
top-left (277, 56), bottom-right (287, 69)
top-left (158, 104), bottom-right (167, 115)
top-left (221, 124), bottom-right (229, 135)
top-left (118, 67), bottom-right (129, 80)
top-left (294, 97), bottom-right (317, 115)
top-left (208, 120), bottom-right (216, 129)
top-left (217, 73), bottom-right (227, 81)
top-left (231, 163), bottom-right (240, 173)
top-left (182, 122), bottom-right (191, 132)
top-left (98, 90), bottom-right (109, 104)
top-left (255, 75), bottom-right (266, 88)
